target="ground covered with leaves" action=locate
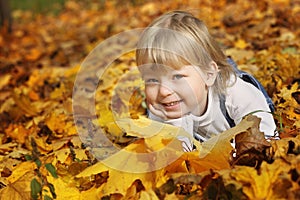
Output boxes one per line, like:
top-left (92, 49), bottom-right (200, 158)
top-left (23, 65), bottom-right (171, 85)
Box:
top-left (0, 0), bottom-right (300, 199)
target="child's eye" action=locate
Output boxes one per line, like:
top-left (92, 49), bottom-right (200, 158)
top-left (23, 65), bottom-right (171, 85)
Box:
top-left (145, 78), bottom-right (159, 84)
top-left (173, 74), bottom-right (184, 80)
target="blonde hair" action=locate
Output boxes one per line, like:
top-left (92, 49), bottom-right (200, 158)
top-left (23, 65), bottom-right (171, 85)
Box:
top-left (136, 10), bottom-right (235, 95)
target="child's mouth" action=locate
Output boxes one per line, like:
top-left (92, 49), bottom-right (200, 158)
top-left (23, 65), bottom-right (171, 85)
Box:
top-left (162, 100), bottom-right (182, 107)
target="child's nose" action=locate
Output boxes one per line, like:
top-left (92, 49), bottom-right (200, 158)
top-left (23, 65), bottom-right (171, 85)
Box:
top-left (159, 84), bottom-right (173, 97)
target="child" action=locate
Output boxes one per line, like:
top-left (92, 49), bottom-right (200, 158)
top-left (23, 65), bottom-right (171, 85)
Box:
top-left (135, 11), bottom-right (276, 151)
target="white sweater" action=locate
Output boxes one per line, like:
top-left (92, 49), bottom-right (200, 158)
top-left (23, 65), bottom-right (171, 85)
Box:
top-left (149, 77), bottom-right (277, 150)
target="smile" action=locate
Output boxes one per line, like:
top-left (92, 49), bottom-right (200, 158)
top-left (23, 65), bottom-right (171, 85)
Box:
top-left (162, 100), bottom-right (182, 107)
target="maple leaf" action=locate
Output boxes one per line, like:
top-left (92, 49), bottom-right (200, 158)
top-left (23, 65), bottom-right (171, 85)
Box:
top-left (231, 115), bottom-right (272, 168)
top-left (198, 115), bottom-right (263, 169)
top-left (76, 160), bottom-right (159, 197)
top-left (230, 160), bottom-right (293, 199)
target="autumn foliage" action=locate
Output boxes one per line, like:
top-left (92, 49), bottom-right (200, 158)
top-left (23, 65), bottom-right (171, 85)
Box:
top-left (0, 0), bottom-right (299, 199)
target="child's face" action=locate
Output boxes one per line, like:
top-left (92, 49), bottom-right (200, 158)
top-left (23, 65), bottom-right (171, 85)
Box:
top-left (139, 64), bottom-right (213, 119)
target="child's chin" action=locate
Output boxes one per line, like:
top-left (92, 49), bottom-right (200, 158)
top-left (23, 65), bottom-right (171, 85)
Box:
top-left (165, 112), bottom-right (184, 119)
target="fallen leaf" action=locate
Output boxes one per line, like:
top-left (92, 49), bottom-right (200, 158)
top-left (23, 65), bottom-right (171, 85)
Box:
top-left (231, 116), bottom-right (271, 168)
top-left (230, 160), bottom-right (292, 199)
top-left (0, 171), bottom-right (35, 200)
top-left (199, 115), bottom-right (261, 169)
top-left (46, 175), bottom-right (81, 200)
top-left (6, 161), bottom-right (36, 184)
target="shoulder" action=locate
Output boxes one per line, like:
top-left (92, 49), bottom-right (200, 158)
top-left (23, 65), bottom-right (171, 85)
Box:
top-left (226, 76), bottom-right (265, 101)
top-left (224, 76), bottom-right (271, 120)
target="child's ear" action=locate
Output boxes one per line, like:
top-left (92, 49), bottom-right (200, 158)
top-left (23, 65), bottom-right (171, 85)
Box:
top-left (204, 61), bottom-right (219, 86)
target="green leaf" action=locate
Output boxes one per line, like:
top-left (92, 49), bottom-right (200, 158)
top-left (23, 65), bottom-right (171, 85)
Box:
top-left (45, 163), bottom-right (58, 178)
top-left (48, 183), bottom-right (57, 199)
top-left (282, 47), bottom-right (297, 54)
top-left (31, 178), bottom-right (42, 200)
top-left (44, 194), bottom-right (53, 200)
top-left (24, 154), bottom-right (32, 161)
top-left (35, 159), bottom-right (42, 168)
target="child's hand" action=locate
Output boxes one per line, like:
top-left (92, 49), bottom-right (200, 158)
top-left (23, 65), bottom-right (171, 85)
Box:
top-left (148, 104), bottom-right (168, 120)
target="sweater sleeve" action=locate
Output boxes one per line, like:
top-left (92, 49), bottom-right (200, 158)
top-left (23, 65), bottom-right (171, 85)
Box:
top-left (226, 78), bottom-right (277, 138)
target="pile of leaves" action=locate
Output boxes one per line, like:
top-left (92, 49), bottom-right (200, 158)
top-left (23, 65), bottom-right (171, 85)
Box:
top-left (0, 0), bottom-right (299, 199)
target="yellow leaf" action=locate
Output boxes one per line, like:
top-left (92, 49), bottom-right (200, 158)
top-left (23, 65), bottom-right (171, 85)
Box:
top-left (199, 115), bottom-right (261, 167)
top-left (117, 116), bottom-right (191, 141)
top-left (0, 171), bottom-right (35, 200)
top-left (47, 176), bottom-right (81, 200)
top-left (6, 161), bottom-right (36, 183)
top-left (164, 151), bottom-right (226, 175)
top-left (28, 90), bottom-right (39, 101)
top-left (234, 39), bottom-right (248, 49)
top-left (270, 137), bottom-right (300, 161)
top-left (50, 83), bottom-right (67, 99)
top-left (76, 160), bottom-right (158, 197)
top-left (33, 135), bottom-right (53, 153)
top-left (79, 187), bottom-right (100, 200)
top-left (12, 90), bottom-right (39, 116)
top-left (139, 189), bottom-right (160, 200)
top-left (5, 124), bottom-right (31, 144)
top-left (45, 112), bottom-right (77, 137)
top-left (231, 160), bottom-right (292, 199)
top-left (54, 148), bottom-right (70, 164)
top-left (226, 48), bottom-right (254, 62)
top-left (25, 48), bottom-right (42, 61)
top-left (0, 74), bottom-right (11, 90)
top-left (164, 192), bottom-right (180, 200)
top-left (64, 65), bottom-right (80, 79)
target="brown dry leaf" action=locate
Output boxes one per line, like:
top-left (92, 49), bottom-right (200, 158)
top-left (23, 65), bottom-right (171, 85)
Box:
top-left (198, 115), bottom-right (261, 169)
top-left (231, 116), bottom-right (271, 168)
top-left (222, 2), bottom-right (255, 27)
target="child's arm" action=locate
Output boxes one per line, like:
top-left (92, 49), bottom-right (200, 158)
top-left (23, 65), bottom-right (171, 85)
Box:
top-left (226, 78), bottom-right (277, 138)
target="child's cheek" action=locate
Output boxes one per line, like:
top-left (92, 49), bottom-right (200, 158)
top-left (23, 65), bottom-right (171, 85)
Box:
top-left (144, 87), bottom-right (157, 105)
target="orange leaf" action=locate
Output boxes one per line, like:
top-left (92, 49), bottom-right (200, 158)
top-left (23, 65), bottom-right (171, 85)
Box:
top-left (25, 48), bottom-right (42, 61)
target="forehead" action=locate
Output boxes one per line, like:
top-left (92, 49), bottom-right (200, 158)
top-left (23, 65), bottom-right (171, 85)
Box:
top-left (139, 58), bottom-right (190, 75)
top-left (138, 63), bottom-right (172, 74)
top-left (139, 63), bottom-right (199, 76)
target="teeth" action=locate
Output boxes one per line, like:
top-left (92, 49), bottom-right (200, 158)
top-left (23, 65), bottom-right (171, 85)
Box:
top-left (165, 101), bottom-right (179, 106)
